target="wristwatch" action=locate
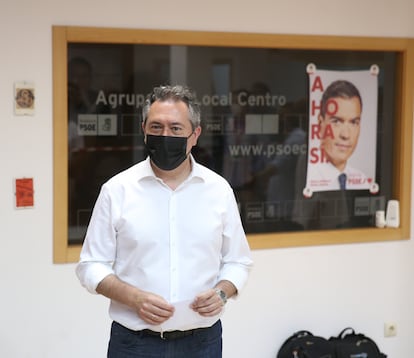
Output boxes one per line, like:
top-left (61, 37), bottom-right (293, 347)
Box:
top-left (215, 289), bottom-right (227, 305)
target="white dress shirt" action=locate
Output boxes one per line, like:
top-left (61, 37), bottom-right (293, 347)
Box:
top-left (76, 155), bottom-right (253, 331)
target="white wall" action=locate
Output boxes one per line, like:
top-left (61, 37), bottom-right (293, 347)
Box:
top-left (1, 0), bottom-right (414, 357)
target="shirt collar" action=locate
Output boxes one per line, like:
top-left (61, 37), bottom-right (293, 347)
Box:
top-left (324, 161), bottom-right (350, 176)
top-left (188, 155), bottom-right (205, 181)
top-left (137, 155), bottom-right (205, 183)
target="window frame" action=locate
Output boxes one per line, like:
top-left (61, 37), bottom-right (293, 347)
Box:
top-left (53, 26), bottom-right (414, 263)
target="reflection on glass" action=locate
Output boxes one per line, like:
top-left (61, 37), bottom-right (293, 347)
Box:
top-left (67, 44), bottom-right (396, 244)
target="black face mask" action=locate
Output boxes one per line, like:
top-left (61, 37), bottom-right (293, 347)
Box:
top-left (145, 134), bottom-right (192, 171)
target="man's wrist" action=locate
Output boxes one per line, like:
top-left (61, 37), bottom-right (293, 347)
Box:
top-left (215, 288), bottom-right (227, 305)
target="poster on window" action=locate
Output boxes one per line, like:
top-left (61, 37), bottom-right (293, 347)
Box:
top-left (304, 65), bottom-right (379, 197)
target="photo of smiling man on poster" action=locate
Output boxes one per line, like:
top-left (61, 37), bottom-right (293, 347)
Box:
top-left (305, 66), bottom-right (379, 195)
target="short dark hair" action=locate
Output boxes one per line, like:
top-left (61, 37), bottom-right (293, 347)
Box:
top-left (320, 80), bottom-right (362, 117)
top-left (142, 85), bottom-right (201, 130)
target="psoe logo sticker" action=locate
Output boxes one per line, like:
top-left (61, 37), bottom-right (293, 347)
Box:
top-left (98, 114), bottom-right (118, 136)
top-left (78, 114), bottom-right (97, 135)
top-left (245, 203), bottom-right (264, 222)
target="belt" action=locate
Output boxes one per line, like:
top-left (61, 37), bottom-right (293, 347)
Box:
top-left (115, 320), bottom-right (218, 341)
top-left (142, 328), bottom-right (204, 340)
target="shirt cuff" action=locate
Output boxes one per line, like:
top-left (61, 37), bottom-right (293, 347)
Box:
top-left (217, 262), bottom-right (252, 296)
top-left (75, 261), bottom-right (114, 294)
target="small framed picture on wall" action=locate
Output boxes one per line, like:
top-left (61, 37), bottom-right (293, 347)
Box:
top-left (14, 82), bottom-right (35, 116)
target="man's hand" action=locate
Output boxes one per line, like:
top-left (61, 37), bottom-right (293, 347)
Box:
top-left (190, 289), bottom-right (224, 317)
top-left (135, 291), bottom-right (175, 325)
top-left (96, 274), bottom-right (174, 325)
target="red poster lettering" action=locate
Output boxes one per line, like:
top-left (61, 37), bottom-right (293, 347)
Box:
top-left (321, 123), bottom-right (334, 139)
top-left (309, 147), bottom-right (328, 164)
top-left (311, 124), bottom-right (320, 139)
top-left (311, 100), bottom-right (321, 116)
top-left (309, 147), bottom-right (319, 163)
top-left (325, 98), bottom-right (338, 116)
top-left (311, 76), bottom-right (324, 92)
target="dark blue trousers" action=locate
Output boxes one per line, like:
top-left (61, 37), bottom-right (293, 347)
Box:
top-left (107, 320), bottom-right (222, 358)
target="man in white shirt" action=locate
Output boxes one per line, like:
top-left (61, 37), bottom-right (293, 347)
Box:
top-left (76, 85), bottom-right (253, 358)
top-left (307, 80), bottom-right (370, 191)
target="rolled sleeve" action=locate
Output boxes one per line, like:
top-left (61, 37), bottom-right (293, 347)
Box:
top-left (75, 184), bottom-right (118, 294)
top-left (217, 260), bottom-right (252, 294)
top-left (218, 189), bottom-right (253, 294)
top-left (76, 261), bottom-right (114, 294)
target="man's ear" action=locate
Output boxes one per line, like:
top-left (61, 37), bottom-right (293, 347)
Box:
top-left (317, 115), bottom-right (323, 131)
top-left (142, 122), bottom-right (147, 141)
top-left (192, 126), bottom-right (202, 146)
top-left (317, 115), bottom-right (324, 144)
top-left (317, 114), bottom-right (322, 125)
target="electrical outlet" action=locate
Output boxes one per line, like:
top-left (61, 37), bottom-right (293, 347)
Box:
top-left (384, 322), bottom-right (397, 337)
